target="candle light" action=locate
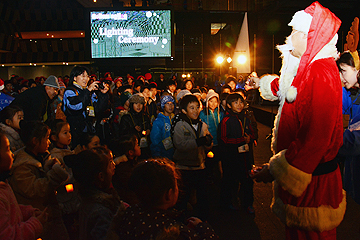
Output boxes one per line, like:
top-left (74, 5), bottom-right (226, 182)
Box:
top-left (142, 130), bottom-right (146, 135)
top-left (65, 184), bottom-right (74, 193)
top-left (207, 151), bottom-right (214, 158)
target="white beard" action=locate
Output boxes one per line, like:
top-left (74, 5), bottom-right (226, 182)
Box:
top-left (270, 36), bottom-right (300, 153)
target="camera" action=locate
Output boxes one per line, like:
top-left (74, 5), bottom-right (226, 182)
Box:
top-left (97, 82), bottom-right (105, 90)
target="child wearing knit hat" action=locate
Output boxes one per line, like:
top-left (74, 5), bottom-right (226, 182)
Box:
top-left (118, 94), bottom-right (152, 159)
top-left (199, 89), bottom-right (223, 184)
top-left (150, 95), bottom-right (175, 160)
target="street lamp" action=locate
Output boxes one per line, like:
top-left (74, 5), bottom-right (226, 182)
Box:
top-left (216, 56), bottom-right (224, 64)
top-left (237, 54), bottom-right (247, 64)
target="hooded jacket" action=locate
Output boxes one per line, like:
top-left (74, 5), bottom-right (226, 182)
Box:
top-left (150, 112), bottom-right (174, 159)
top-left (0, 181), bottom-right (43, 240)
top-left (0, 123), bottom-right (24, 153)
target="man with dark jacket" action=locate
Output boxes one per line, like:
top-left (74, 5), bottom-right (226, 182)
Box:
top-left (9, 75), bottom-right (59, 122)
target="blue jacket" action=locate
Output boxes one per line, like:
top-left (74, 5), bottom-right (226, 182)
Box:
top-left (150, 112), bottom-right (174, 160)
top-left (199, 107), bottom-right (223, 145)
top-left (339, 87), bottom-right (360, 204)
top-left (342, 87), bottom-right (360, 119)
top-left (0, 92), bottom-right (14, 111)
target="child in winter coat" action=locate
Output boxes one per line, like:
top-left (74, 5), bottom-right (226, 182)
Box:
top-left (9, 121), bottom-right (69, 240)
top-left (171, 94), bottom-right (213, 219)
top-left (110, 158), bottom-right (219, 240)
top-left (0, 132), bottom-right (48, 240)
top-left (199, 90), bottom-right (223, 183)
top-left (0, 105), bottom-right (24, 152)
top-left (218, 93), bottom-right (256, 213)
top-left (119, 94), bottom-right (151, 159)
top-left (49, 119), bottom-right (80, 238)
top-left (150, 95), bottom-right (175, 160)
top-left (65, 147), bottom-right (126, 240)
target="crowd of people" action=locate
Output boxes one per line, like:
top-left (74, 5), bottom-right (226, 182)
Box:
top-left (0, 63), bottom-right (260, 239)
top-left (0, 2), bottom-right (359, 240)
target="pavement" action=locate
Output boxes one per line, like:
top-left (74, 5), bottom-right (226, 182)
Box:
top-left (205, 122), bottom-right (360, 240)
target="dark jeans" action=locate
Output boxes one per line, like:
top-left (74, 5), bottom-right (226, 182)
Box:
top-left (176, 168), bottom-right (209, 220)
top-left (221, 157), bottom-right (254, 208)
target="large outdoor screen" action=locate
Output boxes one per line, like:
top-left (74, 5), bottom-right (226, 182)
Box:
top-left (90, 10), bottom-right (172, 58)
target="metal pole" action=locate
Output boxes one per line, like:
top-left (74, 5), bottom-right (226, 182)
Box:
top-left (202, 33), bottom-right (204, 77)
top-left (183, 34), bottom-right (185, 74)
top-left (254, 33), bottom-right (256, 72)
top-left (272, 34), bottom-right (274, 74)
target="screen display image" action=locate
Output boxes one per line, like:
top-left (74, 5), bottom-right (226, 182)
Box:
top-left (90, 10), bottom-right (172, 58)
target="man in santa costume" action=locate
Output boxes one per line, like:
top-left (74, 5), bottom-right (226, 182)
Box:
top-left (252, 2), bottom-right (346, 239)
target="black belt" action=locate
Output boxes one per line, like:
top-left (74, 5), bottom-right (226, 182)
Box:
top-left (312, 158), bottom-right (339, 176)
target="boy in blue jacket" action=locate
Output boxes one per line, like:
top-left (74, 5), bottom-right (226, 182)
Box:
top-left (150, 95), bottom-right (175, 160)
top-left (218, 93), bottom-right (256, 213)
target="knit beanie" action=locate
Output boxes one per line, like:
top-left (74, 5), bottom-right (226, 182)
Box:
top-left (176, 89), bottom-right (191, 102)
top-left (43, 75), bottom-right (60, 88)
top-left (161, 95), bottom-right (175, 110)
top-left (129, 93), bottom-right (145, 104)
top-left (206, 89), bottom-right (219, 103)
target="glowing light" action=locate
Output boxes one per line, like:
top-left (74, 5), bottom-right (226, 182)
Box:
top-left (182, 74), bottom-right (186, 78)
top-left (46, 33), bottom-right (49, 36)
top-left (146, 11), bottom-right (152, 18)
top-left (237, 55), bottom-right (247, 64)
top-left (216, 56), bottom-right (224, 64)
top-left (93, 0), bottom-right (96, 2)
top-left (187, 74), bottom-right (190, 78)
top-left (227, 57), bottom-right (232, 63)
top-left (142, 131), bottom-right (146, 135)
top-left (207, 151), bottom-right (214, 158)
top-left (65, 184), bottom-right (74, 193)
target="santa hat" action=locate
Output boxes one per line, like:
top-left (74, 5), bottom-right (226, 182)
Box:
top-left (114, 77), bottom-right (123, 83)
top-left (145, 73), bottom-right (152, 81)
top-left (284, 1), bottom-right (341, 103)
top-left (58, 80), bottom-right (66, 89)
top-left (0, 78), bottom-right (4, 90)
top-left (137, 75), bottom-right (145, 81)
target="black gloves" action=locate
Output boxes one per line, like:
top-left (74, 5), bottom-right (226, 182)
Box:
top-left (196, 134), bottom-right (213, 147)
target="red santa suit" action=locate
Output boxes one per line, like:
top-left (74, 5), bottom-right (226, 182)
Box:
top-left (258, 2), bottom-right (346, 239)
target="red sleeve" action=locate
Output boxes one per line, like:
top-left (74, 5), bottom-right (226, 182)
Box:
top-left (270, 78), bottom-right (279, 96)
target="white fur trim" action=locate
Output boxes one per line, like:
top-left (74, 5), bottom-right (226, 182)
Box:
top-left (271, 43), bottom-right (299, 153)
top-left (269, 149), bottom-right (312, 197)
top-left (288, 10), bottom-right (313, 33)
top-left (259, 74), bottom-right (279, 101)
top-left (285, 86), bottom-right (297, 102)
top-left (271, 185), bottom-right (347, 232)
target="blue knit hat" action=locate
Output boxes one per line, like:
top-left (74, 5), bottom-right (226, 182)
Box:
top-left (161, 95), bottom-right (175, 110)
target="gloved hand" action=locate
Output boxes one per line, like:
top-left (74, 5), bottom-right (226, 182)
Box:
top-left (196, 134), bottom-right (213, 147)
